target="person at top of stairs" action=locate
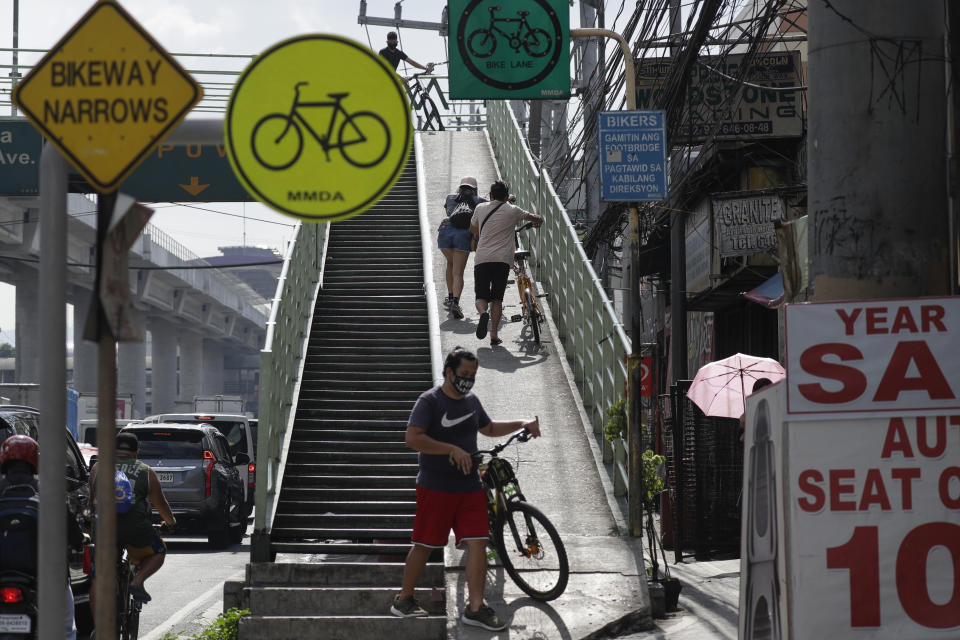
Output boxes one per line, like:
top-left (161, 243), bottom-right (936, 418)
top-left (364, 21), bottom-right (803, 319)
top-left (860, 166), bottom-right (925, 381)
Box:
top-left (439, 176), bottom-right (486, 320)
top-left (390, 346), bottom-right (540, 631)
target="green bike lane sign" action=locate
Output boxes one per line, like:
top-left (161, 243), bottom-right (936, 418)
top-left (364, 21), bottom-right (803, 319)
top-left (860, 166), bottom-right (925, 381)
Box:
top-left (449, 0), bottom-right (570, 99)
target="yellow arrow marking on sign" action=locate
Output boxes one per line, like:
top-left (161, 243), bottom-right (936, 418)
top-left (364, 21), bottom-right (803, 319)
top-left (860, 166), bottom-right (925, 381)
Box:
top-left (179, 177), bottom-right (210, 196)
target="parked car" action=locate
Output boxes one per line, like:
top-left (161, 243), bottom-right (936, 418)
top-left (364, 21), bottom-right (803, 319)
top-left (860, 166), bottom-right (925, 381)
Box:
top-left (0, 405), bottom-right (93, 633)
top-left (120, 423), bottom-right (248, 548)
top-left (141, 413), bottom-right (255, 518)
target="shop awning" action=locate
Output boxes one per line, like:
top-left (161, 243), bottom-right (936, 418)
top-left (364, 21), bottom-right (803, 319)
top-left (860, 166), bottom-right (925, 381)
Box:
top-left (743, 271), bottom-right (785, 308)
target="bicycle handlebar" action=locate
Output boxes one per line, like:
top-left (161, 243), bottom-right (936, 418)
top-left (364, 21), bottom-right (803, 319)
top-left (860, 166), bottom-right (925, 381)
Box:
top-left (473, 428), bottom-right (532, 461)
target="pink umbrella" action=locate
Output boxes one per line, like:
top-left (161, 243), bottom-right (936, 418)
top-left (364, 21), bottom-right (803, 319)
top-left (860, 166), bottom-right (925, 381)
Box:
top-left (686, 353), bottom-right (785, 419)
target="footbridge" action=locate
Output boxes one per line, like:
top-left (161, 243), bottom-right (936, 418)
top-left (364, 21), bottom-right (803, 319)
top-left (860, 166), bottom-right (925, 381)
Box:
top-left (243, 100), bottom-right (647, 638)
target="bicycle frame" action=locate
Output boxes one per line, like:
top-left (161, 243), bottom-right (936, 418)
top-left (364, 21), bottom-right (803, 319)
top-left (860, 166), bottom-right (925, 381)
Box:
top-left (278, 83), bottom-right (353, 153)
top-left (484, 8), bottom-right (537, 43)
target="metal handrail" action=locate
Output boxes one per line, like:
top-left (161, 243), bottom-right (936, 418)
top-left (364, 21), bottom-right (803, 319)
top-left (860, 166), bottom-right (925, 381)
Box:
top-left (252, 220), bottom-right (327, 561)
top-left (485, 100), bottom-right (632, 491)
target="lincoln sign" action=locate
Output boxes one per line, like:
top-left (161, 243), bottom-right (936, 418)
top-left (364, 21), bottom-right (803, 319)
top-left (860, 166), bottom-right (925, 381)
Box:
top-left (637, 51), bottom-right (802, 142)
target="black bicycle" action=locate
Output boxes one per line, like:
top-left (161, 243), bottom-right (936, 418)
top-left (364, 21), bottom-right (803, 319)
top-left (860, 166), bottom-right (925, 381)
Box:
top-left (88, 545), bottom-right (140, 640)
top-left (251, 82), bottom-right (390, 170)
top-left (473, 429), bottom-right (568, 601)
top-left (468, 6), bottom-right (552, 59)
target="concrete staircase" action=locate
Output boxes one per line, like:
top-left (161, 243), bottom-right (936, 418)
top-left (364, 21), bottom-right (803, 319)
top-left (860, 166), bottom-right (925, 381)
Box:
top-left (237, 154), bottom-right (445, 638)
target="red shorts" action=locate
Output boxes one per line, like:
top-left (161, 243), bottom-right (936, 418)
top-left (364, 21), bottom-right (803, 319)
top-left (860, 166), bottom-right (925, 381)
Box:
top-left (411, 485), bottom-right (489, 548)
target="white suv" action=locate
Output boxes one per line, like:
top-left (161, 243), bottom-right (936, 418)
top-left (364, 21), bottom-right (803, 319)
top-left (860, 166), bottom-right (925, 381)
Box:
top-left (141, 413), bottom-right (256, 519)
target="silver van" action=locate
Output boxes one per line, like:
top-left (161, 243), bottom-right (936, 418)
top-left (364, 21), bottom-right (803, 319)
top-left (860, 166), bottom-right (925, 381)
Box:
top-left (141, 413), bottom-right (255, 519)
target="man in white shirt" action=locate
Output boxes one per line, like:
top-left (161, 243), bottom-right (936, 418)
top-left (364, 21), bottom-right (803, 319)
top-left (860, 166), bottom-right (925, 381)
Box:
top-left (469, 181), bottom-right (542, 345)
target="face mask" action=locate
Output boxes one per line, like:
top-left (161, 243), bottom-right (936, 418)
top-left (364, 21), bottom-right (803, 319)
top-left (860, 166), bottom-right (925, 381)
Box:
top-left (453, 376), bottom-right (475, 394)
top-left (387, 42), bottom-right (398, 49)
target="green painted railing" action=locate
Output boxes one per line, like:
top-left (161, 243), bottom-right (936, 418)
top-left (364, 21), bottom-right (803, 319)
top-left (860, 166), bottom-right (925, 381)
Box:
top-left (486, 101), bottom-right (632, 495)
top-left (251, 221), bottom-right (327, 561)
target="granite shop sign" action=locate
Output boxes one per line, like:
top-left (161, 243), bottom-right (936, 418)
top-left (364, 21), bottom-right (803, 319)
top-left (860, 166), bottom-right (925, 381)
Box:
top-left (713, 191), bottom-right (784, 257)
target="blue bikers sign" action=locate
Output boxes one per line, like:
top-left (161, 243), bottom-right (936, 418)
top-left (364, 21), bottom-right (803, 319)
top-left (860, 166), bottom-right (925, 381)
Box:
top-left (597, 110), bottom-right (667, 202)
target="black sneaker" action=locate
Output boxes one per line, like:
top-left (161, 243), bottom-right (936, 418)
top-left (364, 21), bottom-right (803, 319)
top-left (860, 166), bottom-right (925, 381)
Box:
top-left (390, 594), bottom-right (428, 618)
top-left (462, 604), bottom-right (508, 631)
top-left (443, 296), bottom-right (453, 309)
top-left (476, 312), bottom-right (490, 339)
top-left (451, 302), bottom-right (464, 319)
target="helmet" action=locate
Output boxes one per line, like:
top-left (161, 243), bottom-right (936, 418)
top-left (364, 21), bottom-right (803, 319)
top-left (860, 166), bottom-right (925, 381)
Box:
top-left (0, 435), bottom-right (39, 474)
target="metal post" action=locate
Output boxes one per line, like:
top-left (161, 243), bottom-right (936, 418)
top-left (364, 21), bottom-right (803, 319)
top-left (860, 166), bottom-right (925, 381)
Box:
top-left (93, 191), bottom-right (118, 639)
top-left (38, 144), bottom-right (68, 640)
top-left (10, 0), bottom-right (20, 116)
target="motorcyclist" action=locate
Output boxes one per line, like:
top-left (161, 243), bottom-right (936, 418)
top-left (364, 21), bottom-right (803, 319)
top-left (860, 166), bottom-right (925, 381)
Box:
top-left (0, 434), bottom-right (82, 640)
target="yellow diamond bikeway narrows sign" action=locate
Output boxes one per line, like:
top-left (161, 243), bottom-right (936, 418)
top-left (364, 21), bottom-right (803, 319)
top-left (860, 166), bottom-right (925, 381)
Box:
top-left (225, 34), bottom-right (412, 222)
top-left (12, 0), bottom-right (203, 193)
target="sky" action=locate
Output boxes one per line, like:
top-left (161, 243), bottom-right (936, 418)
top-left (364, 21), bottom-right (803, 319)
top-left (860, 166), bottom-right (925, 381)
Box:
top-left (0, 0), bottom-right (460, 343)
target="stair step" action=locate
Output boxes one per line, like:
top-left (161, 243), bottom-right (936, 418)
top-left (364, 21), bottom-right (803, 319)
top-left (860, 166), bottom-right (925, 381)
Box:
top-left (273, 513), bottom-right (415, 529)
top-left (268, 541), bottom-right (429, 557)
top-left (284, 475), bottom-right (414, 489)
top-left (296, 399), bottom-right (416, 412)
top-left (276, 500), bottom-right (416, 514)
top-left (295, 409), bottom-right (412, 421)
top-left (270, 527), bottom-right (412, 540)
top-left (290, 440), bottom-right (411, 452)
top-left (245, 587), bottom-right (443, 616)
top-left (279, 487), bottom-right (416, 502)
top-left (247, 562), bottom-right (441, 587)
top-left (285, 463), bottom-right (418, 477)
top-left (298, 379), bottom-right (430, 392)
top-left (291, 420), bottom-right (407, 432)
top-left (287, 451), bottom-right (418, 464)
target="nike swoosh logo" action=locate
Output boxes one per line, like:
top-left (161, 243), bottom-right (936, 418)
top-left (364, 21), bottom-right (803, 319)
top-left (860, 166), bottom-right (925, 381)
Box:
top-left (441, 411), bottom-right (475, 428)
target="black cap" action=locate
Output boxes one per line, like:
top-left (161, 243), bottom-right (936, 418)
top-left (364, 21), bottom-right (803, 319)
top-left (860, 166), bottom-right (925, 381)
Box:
top-left (116, 432), bottom-right (139, 453)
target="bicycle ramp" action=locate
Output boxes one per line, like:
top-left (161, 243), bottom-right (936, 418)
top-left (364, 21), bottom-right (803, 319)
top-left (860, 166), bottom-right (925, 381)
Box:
top-left (237, 151), bottom-right (445, 639)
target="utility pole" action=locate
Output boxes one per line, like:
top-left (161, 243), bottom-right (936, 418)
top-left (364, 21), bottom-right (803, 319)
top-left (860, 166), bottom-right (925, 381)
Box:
top-left (808, 1), bottom-right (950, 300)
top-left (668, 0), bottom-right (687, 382)
top-left (9, 0), bottom-right (20, 116)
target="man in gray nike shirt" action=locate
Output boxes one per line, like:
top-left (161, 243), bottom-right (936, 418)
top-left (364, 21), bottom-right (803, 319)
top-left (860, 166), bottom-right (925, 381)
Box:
top-left (390, 347), bottom-right (540, 631)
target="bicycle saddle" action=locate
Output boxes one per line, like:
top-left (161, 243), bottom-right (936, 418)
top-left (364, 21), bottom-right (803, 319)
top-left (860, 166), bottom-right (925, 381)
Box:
top-left (327, 92), bottom-right (350, 99)
top-left (514, 250), bottom-right (530, 260)
top-left (517, 10), bottom-right (530, 16)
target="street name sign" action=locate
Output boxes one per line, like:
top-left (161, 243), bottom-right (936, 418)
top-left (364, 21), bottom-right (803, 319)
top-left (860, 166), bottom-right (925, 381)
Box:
top-left (225, 34), bottom-right (411, 222)
top-left (0, 121), bottom-right (250, 201)
top-left (11, 0), bottom-right (202, 193)
top-left (0, 119), bottom-right (42, 196)
top-left (449, 0), bottom-right (569, 99)
top-left (597, 110), bottom-right (667, 202)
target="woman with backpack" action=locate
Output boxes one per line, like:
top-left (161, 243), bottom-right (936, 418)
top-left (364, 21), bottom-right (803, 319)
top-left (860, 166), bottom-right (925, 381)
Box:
top-left (438, 177), bottom-right (486, 319)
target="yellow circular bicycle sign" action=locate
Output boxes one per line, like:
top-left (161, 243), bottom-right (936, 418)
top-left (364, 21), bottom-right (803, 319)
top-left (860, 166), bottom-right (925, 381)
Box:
top-left (225, 35), bottom-right (411, 222)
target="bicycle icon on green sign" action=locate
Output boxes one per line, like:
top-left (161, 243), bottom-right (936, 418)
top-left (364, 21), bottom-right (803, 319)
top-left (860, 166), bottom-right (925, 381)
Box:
top-left (251, 82), bottom-right (391, 170)
top-left (467, 6), bottom-right (552, 59)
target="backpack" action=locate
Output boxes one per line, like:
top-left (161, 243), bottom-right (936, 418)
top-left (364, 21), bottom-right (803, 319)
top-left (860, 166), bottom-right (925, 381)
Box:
top-left (0, 487), bottom-right (39, 576)
top-left (115, 469), bottom-right (135, 514)
top-left (448, 200), bottom-right (475, 229)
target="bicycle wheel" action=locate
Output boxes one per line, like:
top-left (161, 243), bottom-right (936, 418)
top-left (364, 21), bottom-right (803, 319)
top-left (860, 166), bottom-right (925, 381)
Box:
top-left (523, 28), bottom-right (552, 57)
top-left (338, 111), bottom-right (390, 168)
top-left (494, 501), bottom-right (568, 600)
top-left (468, 29), bottom-right (497, 58)
top-left (121, 600), bottom-right (140, 640)
top-left (251, 114), bottom-right (303, 170)
top-left (523, 290), bottom-right (541, 345)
